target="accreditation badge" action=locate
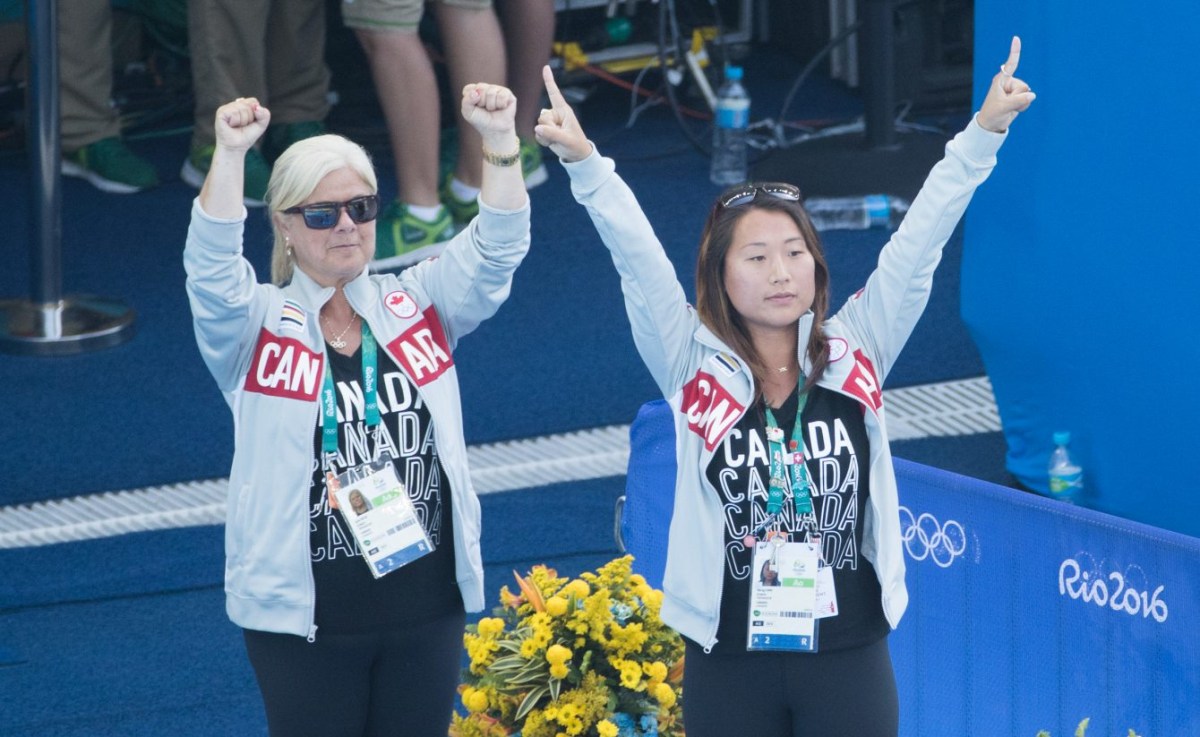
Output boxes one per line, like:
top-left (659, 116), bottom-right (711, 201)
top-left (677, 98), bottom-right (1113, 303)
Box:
top-left (333, 454), bottom-right (433, 578)
top-left (746, 538), bottom-right (820, 652)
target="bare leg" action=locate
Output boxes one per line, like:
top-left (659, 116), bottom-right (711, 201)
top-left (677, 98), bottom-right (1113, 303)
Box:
top-left (354, 28), bottom-right (441, 207)
top-left (433, 3), bottom-right (507, 188)
top-left (495, 0), bottom-right (556, 142)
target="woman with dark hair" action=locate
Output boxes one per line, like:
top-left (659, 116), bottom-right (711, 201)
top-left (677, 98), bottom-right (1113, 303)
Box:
top-left (759, 559), bottom-right (780, 587)
top-left (535, 38), bottom-right (1034, 737)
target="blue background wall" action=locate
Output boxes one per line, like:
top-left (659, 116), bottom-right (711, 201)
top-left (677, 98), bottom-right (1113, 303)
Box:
top-left (963, 3), bottom-right (1200, 535)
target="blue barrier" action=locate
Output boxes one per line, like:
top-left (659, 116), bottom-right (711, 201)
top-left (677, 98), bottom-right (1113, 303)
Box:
top-left (622, 400), bottom-right (1199, 735)
top-left (620, 400), bottom-right (675, 590)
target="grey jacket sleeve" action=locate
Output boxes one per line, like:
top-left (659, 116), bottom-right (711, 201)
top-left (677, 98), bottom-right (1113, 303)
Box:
top-left (183, 199), bottom-right (270, 392)
top-left (836, 115), bottom-right (1007, 381)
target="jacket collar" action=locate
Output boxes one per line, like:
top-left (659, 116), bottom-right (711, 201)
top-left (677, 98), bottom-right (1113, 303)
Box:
top-left (797, 310), bottom-right (817, 376)
top-left (282, 265), bottom-right (372, 313)
top-left (693, 310), bottom-right (819, 379)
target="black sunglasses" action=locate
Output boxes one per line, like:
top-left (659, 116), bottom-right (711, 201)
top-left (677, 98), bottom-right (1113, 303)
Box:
top-left (717, 182), bottom-right (802, 210)
top-left (283, 194), bottom-right (380, 229)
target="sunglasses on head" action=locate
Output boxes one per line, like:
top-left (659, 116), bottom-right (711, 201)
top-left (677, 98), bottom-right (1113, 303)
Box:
top-left (283, 194), bottom-right (380, 229)
top-left (717, 182), bottom-right (802, 210)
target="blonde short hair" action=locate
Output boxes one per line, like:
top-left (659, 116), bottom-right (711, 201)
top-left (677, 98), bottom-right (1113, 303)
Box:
top-left (266, 134), bottom-right (378, 286)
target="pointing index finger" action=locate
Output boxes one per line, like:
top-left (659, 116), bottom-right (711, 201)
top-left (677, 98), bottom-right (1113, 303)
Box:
top-left (541, 65), bottom-right (569, 113)
top-left (1003, 36), bottom-right (1021, 76)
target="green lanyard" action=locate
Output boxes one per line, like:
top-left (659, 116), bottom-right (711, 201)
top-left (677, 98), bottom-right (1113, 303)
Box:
top-left (320, 320), bottom-right (380, 457)
top-left (762, 378), bottom-right (813, 518)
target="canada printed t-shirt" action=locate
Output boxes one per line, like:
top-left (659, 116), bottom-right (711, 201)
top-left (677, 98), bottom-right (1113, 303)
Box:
top-left (706, 384), bottom-right (889, 654)
top-left (308, 341), bottom-right (461, 633)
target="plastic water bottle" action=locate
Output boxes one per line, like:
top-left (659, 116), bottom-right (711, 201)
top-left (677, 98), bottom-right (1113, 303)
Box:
top-left (1048, 431), bottom-right (1083, 504)
top-left (804, 194), bottom-right (911, 231)
top-left (710, 65), bottom-right (750, 186)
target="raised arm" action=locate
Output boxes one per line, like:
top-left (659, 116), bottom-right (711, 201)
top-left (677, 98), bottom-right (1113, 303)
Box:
top-left (186, 98), bottom-right (273, 391)
top-left (839, 36), bottom-right (1037, 379)
top-left (409, 83), bottom-right (531, 344)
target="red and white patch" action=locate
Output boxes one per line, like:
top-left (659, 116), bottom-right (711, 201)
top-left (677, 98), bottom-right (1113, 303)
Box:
top-left (384, 290), bottom-right (419, 320)
top-left (245, 328), bottom-right (324, 400)
top-left (827, 337), bottom-right (849, 363)
top-left (386, 307), bottom-right (454, 386)
top-left (680, 370), bottom-right (745, 451)
top-left (841, 349), bottom-right (882, 414)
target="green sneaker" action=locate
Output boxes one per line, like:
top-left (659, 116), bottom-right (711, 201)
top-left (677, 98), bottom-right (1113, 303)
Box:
top-left (439, 178), bottom-right (479, 225)
top-left (264, 120), bottom-right (326, 163)
top-left (371, 200), bottom-right (455, 271)
top-left (520, 138), bottom-right (547, 190)
top-left (181, 144), bottom-right (271, 207)
top-left (61, 137), bottom-right (160, 194)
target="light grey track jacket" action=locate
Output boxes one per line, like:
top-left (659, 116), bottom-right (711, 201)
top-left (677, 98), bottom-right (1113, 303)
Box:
top-left (184, 198), bottom-right (530, 639)
top-left (562, 116), bottom-right (1005, 650)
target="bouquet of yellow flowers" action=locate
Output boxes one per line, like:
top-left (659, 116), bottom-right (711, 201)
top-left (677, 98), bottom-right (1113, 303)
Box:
top-left (450, 556), bottom-right (685, 737)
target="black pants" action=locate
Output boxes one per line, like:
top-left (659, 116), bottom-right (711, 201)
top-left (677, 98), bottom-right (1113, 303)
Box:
top-left (243, 610), bottom-right (466, 737)
top-left (682, 636), bottom-right (898, 737)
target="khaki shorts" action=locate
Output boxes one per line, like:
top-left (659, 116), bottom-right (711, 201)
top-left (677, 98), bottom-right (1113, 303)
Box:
top-left (342, 0), bottom-right (492, 31)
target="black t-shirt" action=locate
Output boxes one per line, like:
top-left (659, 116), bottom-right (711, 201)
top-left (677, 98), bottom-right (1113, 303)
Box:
top-left (706, 384), bottom-right (890, 653)
top-left (308, 341), bottom-right (461, 633)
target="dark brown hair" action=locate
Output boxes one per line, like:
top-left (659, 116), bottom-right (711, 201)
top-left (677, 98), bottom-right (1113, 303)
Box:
top-left (694, 191), bottom-right (831, 402)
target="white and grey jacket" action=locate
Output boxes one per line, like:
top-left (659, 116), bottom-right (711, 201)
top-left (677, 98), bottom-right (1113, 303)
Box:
top-left (562, 116), bottom-right (1005, 649)
top-left (184, 198), bottom-right (530, 639)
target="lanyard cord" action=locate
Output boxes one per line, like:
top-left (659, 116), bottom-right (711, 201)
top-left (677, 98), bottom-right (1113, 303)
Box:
top-left (321, 320), bottom-right (381, 458)
top-left (755, 375), bottom-right (815, 536)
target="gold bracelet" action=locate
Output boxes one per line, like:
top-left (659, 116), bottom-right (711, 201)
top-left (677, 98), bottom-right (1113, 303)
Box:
top-left (482, 141), bottom-right (521, 168)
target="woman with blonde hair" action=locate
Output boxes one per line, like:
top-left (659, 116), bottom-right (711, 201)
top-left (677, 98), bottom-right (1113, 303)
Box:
top-left (184, 82), bottom-right (530, 736)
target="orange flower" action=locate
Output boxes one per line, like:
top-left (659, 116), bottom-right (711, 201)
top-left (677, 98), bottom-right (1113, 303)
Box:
top-left (514, 569), bottom-right (546, 613)
top-left (667, 654), bottom-right (685, 685)
top-left (499, 585), bottom-right (524, 610)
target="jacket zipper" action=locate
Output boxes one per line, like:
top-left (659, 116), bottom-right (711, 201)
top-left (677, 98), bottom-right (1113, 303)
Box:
top-left (306, 342), bottom-right (326, 643)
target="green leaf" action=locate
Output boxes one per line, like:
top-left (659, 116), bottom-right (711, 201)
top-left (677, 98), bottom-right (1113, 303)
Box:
top-left (1075, 718), bottom-right (1090, 737)
top-left (549, 678), bottom-right (562, 701)
top-left (491, 655), bottom-right (528, 670)
top-left (506, 669), bottom-right (549, 686)
top-left (516, 685), bottom-right (550, 721)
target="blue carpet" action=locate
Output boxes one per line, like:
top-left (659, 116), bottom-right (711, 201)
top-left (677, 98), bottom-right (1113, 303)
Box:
top-left (0, 478), bottom-right (625, 736)
top-left (0, 587), bottom-right (263, 737)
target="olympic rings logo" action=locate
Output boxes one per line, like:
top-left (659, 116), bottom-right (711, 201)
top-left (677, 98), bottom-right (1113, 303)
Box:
top-left (898, 507), bottom-right (967, 568)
